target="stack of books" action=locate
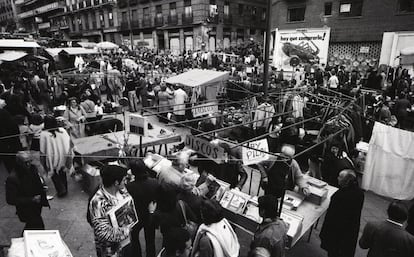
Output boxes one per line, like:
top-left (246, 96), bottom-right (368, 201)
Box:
top-left (23, 230), bottom-right (73, 257)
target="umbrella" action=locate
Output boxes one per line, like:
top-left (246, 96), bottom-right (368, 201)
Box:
top-left (123, 58), bottom-right (138, 69)
top-left (96, 41), bottom-right (119, 50)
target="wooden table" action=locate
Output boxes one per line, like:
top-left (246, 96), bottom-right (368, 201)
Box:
top-left (73, 125), bottom-right (181, 162)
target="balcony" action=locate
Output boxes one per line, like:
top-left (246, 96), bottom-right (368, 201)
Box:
top-left (224, 14), bottom-right (232, 24)
top-left (130, 0), bottom-right (138, 6)
top-left (154, 16), bottom-right (164, 27)
top-left (207, 14), bottom-right (219, 24)
top-left (118, 0), bottom-right (127, 8)
top-left (167, 14), bottom-right (178, 25)
top-left (18, 2), bottom-right (65, 19)
top-left (181, 13), bottom-right (193, 25)
top-left (142, 17), bottom-right (152, 27)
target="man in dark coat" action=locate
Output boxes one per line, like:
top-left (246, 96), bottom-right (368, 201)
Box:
top-left (126, 159), bottom-right (159, 257)
top-left (0, 106), bottom-right (22, 172)
top-left (359, 201), bottom-right (414, 257)
top-left (6, 151), bottom-right (49, 232)
top-left (320, 169), bottom-right (364, 257)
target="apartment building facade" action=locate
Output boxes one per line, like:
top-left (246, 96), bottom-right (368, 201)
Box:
top-left (0, 0), bottom-right (18, 32)
top-left (115, 0), bottom-right (267, 52)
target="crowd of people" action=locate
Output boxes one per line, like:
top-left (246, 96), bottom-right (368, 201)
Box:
top-left (1, 41), bottom-right (414, 257)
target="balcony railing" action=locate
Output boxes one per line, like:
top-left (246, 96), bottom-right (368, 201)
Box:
top-left (167, 14), bottom-right (178, 25)
top-left (18, 2), bottom-right (65, 19)
top-left (208, 14), bottom-right (219, 24)
top-left (154, 16), bottom-right (164, 26)
top-left (142, 17), bottom-right (152, 27)
top-left (181, 13), bottom-right (193, 25)
top-left (224, 14), bottom-right (232, 24)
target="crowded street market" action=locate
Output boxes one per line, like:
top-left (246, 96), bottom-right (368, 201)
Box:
top-left (1, 1), bottom-right (414, 257)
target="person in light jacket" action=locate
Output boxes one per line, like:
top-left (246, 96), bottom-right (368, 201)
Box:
top-left (191, 199), bottom-right (240, 257)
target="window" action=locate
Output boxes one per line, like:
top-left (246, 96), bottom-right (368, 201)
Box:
top-left (91, 13), bottom-right (96, 28)
top-left (169, 2), bottom-right (176, 16)
top-left (339, 0), bottom-right (363, 17)
top-left (238, 4), bottom-right (243, 15)
top-left (224, 2), bottom-right (229, 16)
top-left (184, 0), bottom-right (192, 16)
top-left (398, 0), bottom-right (414, 13)
top-left (108, 10), bottom-right (113, 26)
top-left (143, 7), bottom-right (149, 18)
top-left (261, 8), bottom-right (266, 20)
top-left (324, 2), bottom-right (332, 15)
top-left (209, 0), bottom-right (217, 17)
top-left (156, 5), bottom-right (163, 18)
top-left (252, 7), bottom-right (257, 16)
top-left (99, 11), bottom-right (104, 27)
top-left (287, 6), bottom-right (306, 22)
top-left (122, 11), bottom-right (127, 21)
top-left (77, 16), bottom-right (82, 30)
top-left (84, 14), bottom-right (89, 29)
top-left (131, 9), bottom-right (137, 19)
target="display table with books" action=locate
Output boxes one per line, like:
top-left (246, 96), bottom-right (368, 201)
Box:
top-left (215, 176), bottom-right (338, 248)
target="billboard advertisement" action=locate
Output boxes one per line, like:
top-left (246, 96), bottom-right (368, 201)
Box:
top-left (272, 27), bottom-right (331, 72)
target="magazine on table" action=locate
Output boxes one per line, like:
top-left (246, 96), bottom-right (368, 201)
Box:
top-left (107, 197), bottom-right (139, 248)
top-left (24, 230), bottom-right (73, 257)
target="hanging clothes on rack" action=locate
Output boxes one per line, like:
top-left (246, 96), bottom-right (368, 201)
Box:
top-left (253, 102), bottom-right (275, 134)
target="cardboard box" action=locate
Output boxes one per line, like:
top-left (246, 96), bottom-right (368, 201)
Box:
top-left (306, 185), bottom-right (328, 205)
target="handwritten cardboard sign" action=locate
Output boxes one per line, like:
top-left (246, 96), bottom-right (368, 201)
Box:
top-left (185, 135), bottom-right (226, 163)
top-left (192, 102), bottom-right (219, 117)
top-left (242, 139), bottom-right (269, 165)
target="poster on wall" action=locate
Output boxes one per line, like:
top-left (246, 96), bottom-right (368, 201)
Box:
top-left (272, 27), bottom-right (331, 72)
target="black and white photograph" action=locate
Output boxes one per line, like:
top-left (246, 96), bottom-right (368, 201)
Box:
top-left (1, 1), bottom-right (414, 257)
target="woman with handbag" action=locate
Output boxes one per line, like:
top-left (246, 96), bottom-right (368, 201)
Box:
top-left (191, 199), bottom-right (240, 257)
top-left (153, 184), bottom-right (198, 245)
top-left (40, 115), bottom-right (74, 197)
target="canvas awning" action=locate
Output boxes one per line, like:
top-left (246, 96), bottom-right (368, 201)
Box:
top-left (45, 47), bottom-right (98, 57)
top-left (0, 39), bottom-right (40, 48)
top-left (77, 42), bottom-right (97, 49)
top-left (165, 69), bottom-right (229, 87)
top-left (0, 51), bottom-right (28, 62)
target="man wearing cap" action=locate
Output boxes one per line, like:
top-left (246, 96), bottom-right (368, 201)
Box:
top-left (6, 151), bottom-right (49, 232)
top-left (257, 144), bottom-right (309, 198)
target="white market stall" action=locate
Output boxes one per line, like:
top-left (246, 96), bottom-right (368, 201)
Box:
top-left (45, 47), bottom-right (98, 70)
top-left (165, 69), bottom-right (229, 103)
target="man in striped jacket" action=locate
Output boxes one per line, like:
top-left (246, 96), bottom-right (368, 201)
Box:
top-left (89, 165), bottom-right (132, 257)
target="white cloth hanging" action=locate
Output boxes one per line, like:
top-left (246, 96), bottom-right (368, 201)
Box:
top-left (362, 122), bottom-right (414, 200)
top-left (253, 103), bottom-right (275, 129)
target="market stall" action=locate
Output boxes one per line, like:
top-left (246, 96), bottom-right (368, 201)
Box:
top-left (165, 69), bottom-right (229, 103)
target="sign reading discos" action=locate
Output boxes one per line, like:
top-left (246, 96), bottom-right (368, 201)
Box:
top-left (185, 135), bottom-right (226, 163)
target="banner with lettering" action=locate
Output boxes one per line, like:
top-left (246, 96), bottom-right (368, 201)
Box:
top-left (272, 27), bottom-right (331, 72)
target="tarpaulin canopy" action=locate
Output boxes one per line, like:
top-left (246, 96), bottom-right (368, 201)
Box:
top-left (45, 47), bottom-right (98, 57)
top-left (0, 39), bottom-right (40, 48)
top-left (0, 51), bottom-right (28, 62)
top-left (165, 69), bottom-right (229, 87)
top-left (96, 41), bottom-right (119, 50)
top-left (400, 46), bottom-right (414, 65)
top-left (77, 42), bottom-right (97, 49)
